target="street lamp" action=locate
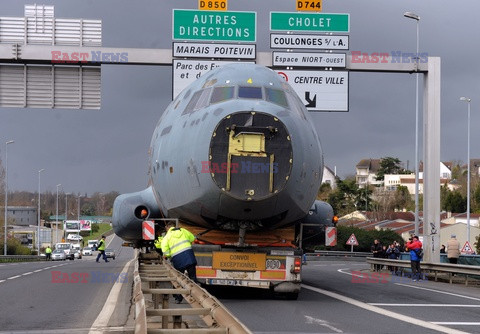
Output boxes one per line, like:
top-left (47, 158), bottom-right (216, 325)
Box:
top-left (460, 96), bottom-right (471, 244)
top-left (56, 184), bottom-right (61, 244)
top-left (77, 194), bottom-right (84, 220)
top-left (4, 140), bottom-right (14, 255)
top-left (64, 192), bottom-right (70, 241)
top-left (404, 11), bottom-right (421, 236)
top-left (37, 168), bottom-right (45, 252)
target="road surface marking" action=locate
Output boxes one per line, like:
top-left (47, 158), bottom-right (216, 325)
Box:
top-left (7, 275), bottom-right (21, 280)
top-left (33, 269), bottom-right (42, 272)
top-left (432, 322), bottom-right (480, 326)
top-left (370, 303), bottom-right (480, 307)
top-left (0, 280), bottom-right (5, 283)
top-left (88, 258), bottom-right (134, 334)
top-left (304, 315), bottom-right (343, 332)
top-left (302, 284), bottom-right (469, 334)
top-left (395, 283), bottom-right (480, 302)
top-left (22, 272), bottom-right (33, 276)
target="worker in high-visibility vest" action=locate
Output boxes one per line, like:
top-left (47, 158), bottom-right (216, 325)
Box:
top-left (95, 235), bottom-right (109, 263)
top-left (45, 245), bottom-right (52, 261)
top-left (161, 221), bottom-right (197, 303)
top-left (154, 234), bottom-right (164, 255)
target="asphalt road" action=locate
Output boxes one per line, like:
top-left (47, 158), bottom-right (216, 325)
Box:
top-left (0, 235), bottom-right (135, 334)
top-left (218, 260), bottom-right (480, 334)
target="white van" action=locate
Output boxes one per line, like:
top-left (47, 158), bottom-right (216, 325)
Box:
top-left (88, 240), bottom-right (99, 251)
top-left (55, 242), bottom-right (75, 260)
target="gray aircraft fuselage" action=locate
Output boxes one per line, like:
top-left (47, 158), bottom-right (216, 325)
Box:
top-left (113, 63), bottom-right (325, 242)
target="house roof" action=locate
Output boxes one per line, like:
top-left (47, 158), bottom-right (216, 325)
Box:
top-left (356, 159), bottom-right (381, 172)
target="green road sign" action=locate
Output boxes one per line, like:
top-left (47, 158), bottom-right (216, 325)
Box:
top-left (270, 12), bottom-right (349, 33)
top-left (173, 9), bottom-right (256, 42)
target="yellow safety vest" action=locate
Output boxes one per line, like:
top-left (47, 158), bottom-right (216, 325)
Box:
top-left (161, 227), bottom-right (195, 258)
top-left (154, 236), bottom-right (163, 249)
top-left (98, 239), bottom-right (106, 251)
top-left (45, 247), bottom-right (52, 254)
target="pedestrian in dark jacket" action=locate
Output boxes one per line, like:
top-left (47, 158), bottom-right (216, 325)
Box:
top-left (386, 243), bottom-right (400, 273)
top-left (371, 239), bottom-right (383, 271)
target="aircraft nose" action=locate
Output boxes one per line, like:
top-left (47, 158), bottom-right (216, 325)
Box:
top-left (208, 111), bottom-right (293, 201)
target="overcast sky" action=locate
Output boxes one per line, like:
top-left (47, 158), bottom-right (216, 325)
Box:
top-left (0, 0), bottom-right (479, 196)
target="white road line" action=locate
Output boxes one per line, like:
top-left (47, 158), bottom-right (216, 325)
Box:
top-left (7, 275), bottom-right (21, 280)
top-left (302, 284), bottom-right (470, 334)
top-left (432, 322), bottom-right (480, 326)
top-left (370, 303), bottom-right (480, 307)
top-left (395, 283), bottom-right (480, 302)
top-left (22, 272), bottom-right (33, 276)
top-left (88, 258), bottom-right (134, 334)
top-left (0, 280), bottom-right (5, 283)
top-left (304, 315), bottom-right (343, 333)
top-left (33, 269), bottom-right (42, 273)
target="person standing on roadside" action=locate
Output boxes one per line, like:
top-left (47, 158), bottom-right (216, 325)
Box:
top-left (447, 234), bottom-right (460, 264)
top-left (45, 245), bottom-right (52, 261)
top-left (371, 239), bottom-right (383, 271)
top-left (95, 235), bottom-right (109, 263)
top-left (405, 236), bottom-right (422, 281)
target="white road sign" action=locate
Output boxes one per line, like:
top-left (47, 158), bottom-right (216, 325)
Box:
top-left (270, 33), bottom-right (349, 50)
top-left (173, 59), bottom-right (253, 98)
top-left (173, 42), bottom-right (256, 59)
top-left (273, 51), bottom-right (345, 67)
top-left (277, 70), bottom-right (348, 111)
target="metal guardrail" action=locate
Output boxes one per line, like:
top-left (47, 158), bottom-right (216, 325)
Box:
top-left (133, 250), bottom-right (252, 334)
top-left (0, 255), bottom-right (44, 262)
top-left (366, 257), bottom-right (480, 286)
top-left (308, 250), bottom-right (371, 258)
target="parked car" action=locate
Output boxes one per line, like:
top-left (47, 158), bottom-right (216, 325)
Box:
top-left (51, 249), bottom-right (66, 261)
top-left (82, 247), bottom-right (93, 256)
top-left (73, 249), bottom-right (82, 259)
top-left (67, 234), bottom-right (83, 242)
top-left (104, 249), bottom-right (115, 260)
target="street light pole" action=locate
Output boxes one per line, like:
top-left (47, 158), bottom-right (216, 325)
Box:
top-left (64, 192), bottom-right (70, 241)
top-left (37, 168), bottom-right (45, 252)
top-left (460, 97), bottom-right (471, 244)
top-left (56, 184), bottom-right (61, 244)
top-left (77, 194), bottom-right (83, 221)
top-left (4, 140), bottom-right (14, 255)
top-left (404, 11), bottom-right (421, 236)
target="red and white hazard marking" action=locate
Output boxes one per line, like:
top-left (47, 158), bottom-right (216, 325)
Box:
top-left (142, 220), bottom-right (155, 240)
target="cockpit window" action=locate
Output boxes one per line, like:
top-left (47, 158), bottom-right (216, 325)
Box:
top-left (265, 88), bottom-right (288, 107)
top-left (210, 86), bottom-right (235, 104)
top-left (182, 88), bottom-right (212, 115)
top-left (238, 86), bottom-right (262, 99)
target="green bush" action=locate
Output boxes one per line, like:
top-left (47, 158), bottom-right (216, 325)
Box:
top-left (1, 237), bottom-right (32, 255)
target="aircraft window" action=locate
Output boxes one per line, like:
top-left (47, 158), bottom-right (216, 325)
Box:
top-left (182, 90), bottom-right (201, 115)
top-left (210, 86), bottom-right (234, 104)
top-left (195, 87), bottom-right (212, 109)
top-left (265, 88), bottom-right (288, 107)
top-left (183, 88), bottom-right (211, 115)
top-left (238, 86), bottom-right (262, 99)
